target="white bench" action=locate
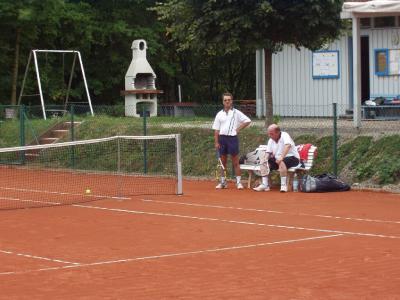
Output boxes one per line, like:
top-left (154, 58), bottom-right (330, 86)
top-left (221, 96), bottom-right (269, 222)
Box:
top-left (240, 144), bottom-right (317, 191)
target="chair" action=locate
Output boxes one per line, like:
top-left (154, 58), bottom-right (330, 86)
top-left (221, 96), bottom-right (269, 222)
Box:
top-left (240, 144), bottom-right (317, 191)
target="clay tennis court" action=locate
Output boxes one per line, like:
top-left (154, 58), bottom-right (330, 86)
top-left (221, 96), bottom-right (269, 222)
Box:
top-left (0, 179), bottom-right (399, 299)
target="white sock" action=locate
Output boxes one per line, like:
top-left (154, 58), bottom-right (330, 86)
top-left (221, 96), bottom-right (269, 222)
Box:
top-left (221, 177), bottom-right (226, 183)
top-left (236, 176), bottom-right (241, 184)
top-left (281, 176), bottom-right (287, 187)
top-left (262, 176), bottom-right (269, 187)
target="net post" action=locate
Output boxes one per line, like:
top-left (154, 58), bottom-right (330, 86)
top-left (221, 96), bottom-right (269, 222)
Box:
top-left (117, 137), bottom-right (121, 173)
top-left (143, 104), bottom-right (148, 174)
top-left (176, 133), bottom-right (183, 195)
top-left (117, 137), bottom-right (123, 198)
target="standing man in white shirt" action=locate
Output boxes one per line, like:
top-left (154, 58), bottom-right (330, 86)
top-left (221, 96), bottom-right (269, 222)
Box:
top-left (212, 92), bottom-right (251, 190)
top-left (253, 124), bottom-right (300, 192)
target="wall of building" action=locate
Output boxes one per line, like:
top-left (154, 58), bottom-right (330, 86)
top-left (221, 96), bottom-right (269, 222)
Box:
top-left (368, 27), bottom-right (400, 98)
top-left (271, 26), bottom-right (400, 117)
top-left (272, 35), bottom-right (350, 117)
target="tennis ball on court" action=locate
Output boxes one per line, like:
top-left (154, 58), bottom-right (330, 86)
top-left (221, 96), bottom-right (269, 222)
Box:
top-left (85, 189), bottom-right (91, 194)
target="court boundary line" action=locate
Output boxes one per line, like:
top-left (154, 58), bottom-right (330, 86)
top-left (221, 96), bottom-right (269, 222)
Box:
top-left (3, 188), bottom-right (398, 224)
top-left (0, 233), bottom-right (343, 276)
top-left (140, 198), bottom-right (400, 225)
top-left (0, 249), bottom-right (80, 265)
top-left (74, 204), bottom-right (400, 239)
top-left (1, 195), bottom-right (398, 239)
top-left (0, 196), bottom-right (63, 206)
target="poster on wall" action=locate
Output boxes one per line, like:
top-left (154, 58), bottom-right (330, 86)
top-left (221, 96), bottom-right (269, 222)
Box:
top-left (389, 49), bottom-right (400, 75)
top-left (375, 48), bottom-right (400, 76)
top-left (312, 50), bottom-right (340, 79)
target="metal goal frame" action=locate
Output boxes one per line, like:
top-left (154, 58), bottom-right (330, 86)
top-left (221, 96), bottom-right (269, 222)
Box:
top-left (18, 49), bottom-right (94, 120)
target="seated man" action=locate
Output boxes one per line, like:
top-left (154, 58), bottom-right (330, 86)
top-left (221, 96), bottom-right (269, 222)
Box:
top-left (253, 124), bottom-right (300, 192)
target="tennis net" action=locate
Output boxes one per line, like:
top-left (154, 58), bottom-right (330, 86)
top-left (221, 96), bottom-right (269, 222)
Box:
top-left (0, 134), bottom-right (182, 209)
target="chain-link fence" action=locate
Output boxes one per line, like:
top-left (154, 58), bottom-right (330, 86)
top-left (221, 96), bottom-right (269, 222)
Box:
top-left (1, 103), bottom-right (399, 187)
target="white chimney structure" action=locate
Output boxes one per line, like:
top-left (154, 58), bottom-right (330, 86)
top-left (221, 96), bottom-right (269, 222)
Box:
top-left (122, 39), bottom-right (163, 117)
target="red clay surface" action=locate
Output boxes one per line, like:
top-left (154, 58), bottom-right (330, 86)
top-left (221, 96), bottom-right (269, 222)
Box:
top-left (0, 179), bottom-right (399, 299)
top-left (0, 167), bottom-right (177, 209)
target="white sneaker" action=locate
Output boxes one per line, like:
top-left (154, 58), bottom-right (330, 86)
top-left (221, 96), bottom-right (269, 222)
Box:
top-left (216, 182), bottom-right (227, 189)
top-left (253, 184), bottom-right (270, 192)
top-left (280, 185), bottom-right (288, 193)
top-left (236, 182), bottom-right (244, 190)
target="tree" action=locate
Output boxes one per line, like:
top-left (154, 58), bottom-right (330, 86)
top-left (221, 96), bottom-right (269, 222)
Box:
top-left (154, 0), bottom-right (344, 125)
top-left (0, 0), bottom-right (67, 105)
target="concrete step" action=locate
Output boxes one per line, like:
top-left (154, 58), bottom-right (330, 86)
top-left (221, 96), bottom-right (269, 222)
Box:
top-left (51, 129), bottom-right (69, 138)
top-left (39, 137), bottom-right (59, 144)
top-left (27, 121), bottom-right (83, 154)
top-left (59, 122), bottom-right (82, 130)
top-left (63, 121), bottom-right (82, 125)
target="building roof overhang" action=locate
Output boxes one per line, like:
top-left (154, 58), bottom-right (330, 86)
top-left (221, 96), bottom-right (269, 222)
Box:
top-left (341, 0), bottom-right (400, 19)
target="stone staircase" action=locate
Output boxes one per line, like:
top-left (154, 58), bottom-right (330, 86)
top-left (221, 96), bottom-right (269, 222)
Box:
top-left (25, 121), bottom-right (82, 159)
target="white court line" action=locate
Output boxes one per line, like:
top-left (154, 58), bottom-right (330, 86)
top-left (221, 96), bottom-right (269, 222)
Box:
top-left (0, 196), bottom-right (62, 206)
top-left (140, 199), bottom-right (400, 225)
top-left (0, 249), bottom-right (80, 265)
top-left (3, 187), bottom-right (397, 224)
top-left (0, 187), bottom-right (129, 200)
top-left (74, 204), bottom-right (400, 239)
top-left (1, 195), bottom-right (399, 239)
top-left (0, 233), bottom-right (343, 275)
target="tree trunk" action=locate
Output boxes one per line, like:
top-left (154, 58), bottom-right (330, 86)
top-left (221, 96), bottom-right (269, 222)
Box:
top-left (264, 48), bottom-right (274, 127)
top-left (11, 28), bottom-right (21, 106)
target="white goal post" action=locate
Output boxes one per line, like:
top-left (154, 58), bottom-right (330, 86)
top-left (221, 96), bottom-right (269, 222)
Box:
top-left (18, 49), bottom-right (94, 120)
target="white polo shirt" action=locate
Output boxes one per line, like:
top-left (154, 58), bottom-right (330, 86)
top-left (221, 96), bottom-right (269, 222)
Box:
top-left (212, 108), bottom-right (251, 136)
top-left (266, 131), bottom-right (300, 160)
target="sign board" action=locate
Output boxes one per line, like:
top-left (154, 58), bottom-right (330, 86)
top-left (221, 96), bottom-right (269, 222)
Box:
top-left (312, 50), bottom-right (340, 79)
top-left (375, 48), bottom-right (400, 76)
top-left (389, 49), bottom-right (400, 75)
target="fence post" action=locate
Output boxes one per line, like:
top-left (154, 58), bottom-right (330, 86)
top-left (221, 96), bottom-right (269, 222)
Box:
top-left (70, 104), bottom-right (75, 168)
top-left (143, 104), bottom-right (148, 174)
top-left (19, 105), bottom-right (25, 147)
top-left (333, 103), bottom-right (338, 176)
top-left (70, 104), bottom-right (75, 142)
top-left (19, 105), bottom-right (26, 163)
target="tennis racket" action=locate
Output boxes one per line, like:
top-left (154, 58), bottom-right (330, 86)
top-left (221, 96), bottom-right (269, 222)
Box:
top-left (215, 150), bottom-right (227, 181)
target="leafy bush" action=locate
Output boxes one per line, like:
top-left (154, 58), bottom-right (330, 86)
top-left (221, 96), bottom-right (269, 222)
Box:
top-left (354, 135), bottom-right (400, 184)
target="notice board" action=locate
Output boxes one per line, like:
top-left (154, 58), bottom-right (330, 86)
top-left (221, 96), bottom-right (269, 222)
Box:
top-left (312, 50), bottom-right (339, 79)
